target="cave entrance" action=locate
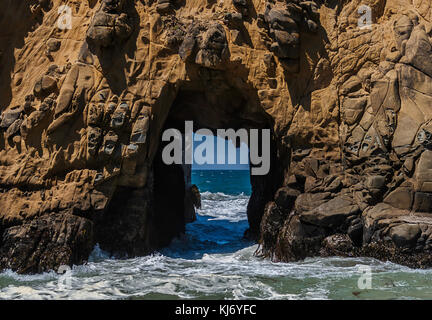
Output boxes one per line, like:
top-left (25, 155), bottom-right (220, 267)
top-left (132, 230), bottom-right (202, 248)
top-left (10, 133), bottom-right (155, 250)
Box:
top-left (151, 80), bottom-right (280, 251)
top-left (161, 132), bottom-right (253, 258)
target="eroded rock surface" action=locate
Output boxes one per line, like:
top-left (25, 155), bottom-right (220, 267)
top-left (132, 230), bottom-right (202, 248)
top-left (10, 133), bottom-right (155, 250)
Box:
top-left (1, 0), bottom-right (432, 273)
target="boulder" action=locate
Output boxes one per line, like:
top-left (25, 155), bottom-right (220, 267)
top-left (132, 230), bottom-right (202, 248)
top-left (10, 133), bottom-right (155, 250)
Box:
top-left (0, 106), bottom-right (23, 129)
top-left (299, 196), bottom-right (360, 228)
top-left (0, 213), bottom-right (93, 274)
top-left (86, 0), bottom-right (132, 48)
top-left (320, 234), bottom-right (356, 256)
top-left (390, 224), bottom-right (421, 248)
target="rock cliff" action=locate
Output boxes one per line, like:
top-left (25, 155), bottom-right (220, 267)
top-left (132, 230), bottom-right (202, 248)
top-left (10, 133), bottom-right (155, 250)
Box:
top-left (1, 0), bottom-right (432, 273)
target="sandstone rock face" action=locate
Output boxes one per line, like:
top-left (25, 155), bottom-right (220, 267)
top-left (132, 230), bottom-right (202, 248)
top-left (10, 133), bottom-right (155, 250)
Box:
top-left (1, 0), bottom-right (432, 273)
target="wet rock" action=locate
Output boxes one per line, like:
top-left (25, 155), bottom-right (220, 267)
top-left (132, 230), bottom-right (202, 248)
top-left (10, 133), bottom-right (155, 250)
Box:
top-left (320, 234), bottom-right (356, 256)
top-left (347, 219), bottom-right (363, 247)
top-left (272, 215), bottom-right (326, 261)
top-left (191, 184), bottom-right (201, 209)
top-left (184, 184), bottom-right (200, 223)
top-left (0, 213), bottom-right (93, 274)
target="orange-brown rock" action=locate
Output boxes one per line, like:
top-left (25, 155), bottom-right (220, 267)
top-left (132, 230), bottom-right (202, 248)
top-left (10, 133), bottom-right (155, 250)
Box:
top-left (1, 0), bottom-right (432, 273)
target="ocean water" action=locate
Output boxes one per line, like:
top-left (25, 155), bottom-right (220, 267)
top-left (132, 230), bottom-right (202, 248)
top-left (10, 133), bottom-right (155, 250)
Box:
top-left (1, 170), bottom-right (432, 300)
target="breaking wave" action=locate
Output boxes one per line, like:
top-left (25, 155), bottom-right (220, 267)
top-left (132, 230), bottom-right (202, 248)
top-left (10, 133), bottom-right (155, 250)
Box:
top-left (1, 171), bottom-right (432, 300)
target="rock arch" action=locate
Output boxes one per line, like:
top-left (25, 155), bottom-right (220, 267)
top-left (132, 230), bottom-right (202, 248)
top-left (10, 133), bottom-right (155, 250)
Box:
top-left (1, 0), bottom-right (432, 273)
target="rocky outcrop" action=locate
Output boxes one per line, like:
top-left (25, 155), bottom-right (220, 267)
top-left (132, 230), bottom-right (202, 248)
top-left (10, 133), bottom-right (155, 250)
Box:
top-left (262, 1), bottom-right (320, 72)
top-left (258, 2), bottom-right (432, 269)
top-left (86, 0), bottom-right (133, 49)
top-left (1, 0), bottom-right (432, 273)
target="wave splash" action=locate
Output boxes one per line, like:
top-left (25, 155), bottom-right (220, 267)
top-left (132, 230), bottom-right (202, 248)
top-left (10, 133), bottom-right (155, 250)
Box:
top-left (1, 190), bottom-right (432, 300)
top-left (198, 191), bottom-right (249, 222)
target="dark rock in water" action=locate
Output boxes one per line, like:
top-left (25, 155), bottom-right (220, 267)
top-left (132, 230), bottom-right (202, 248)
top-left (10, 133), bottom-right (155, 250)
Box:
top-left (0, 214), bottom-right (93, 274)
top-left (320, 234), bottom-right (356, 257)
top-left (191, 184), bottom-right (201, 209)
top-left (184, 184), bottom-right (200, 224)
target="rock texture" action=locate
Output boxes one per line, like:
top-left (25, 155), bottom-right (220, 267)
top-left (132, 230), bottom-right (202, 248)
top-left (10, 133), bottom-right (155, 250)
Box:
top-left (1, 0), bottom-right (432, 273)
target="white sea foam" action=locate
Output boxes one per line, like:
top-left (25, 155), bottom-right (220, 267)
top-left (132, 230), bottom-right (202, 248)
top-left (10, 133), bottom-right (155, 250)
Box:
top-left (1, 191), bottom-right (432, 300)
top-left (198, 191), bottom-right (249, 222)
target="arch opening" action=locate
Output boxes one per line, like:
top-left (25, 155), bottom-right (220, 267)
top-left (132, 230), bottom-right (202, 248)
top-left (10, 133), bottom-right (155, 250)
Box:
top-left (151, 80), bottom-right (281, 251)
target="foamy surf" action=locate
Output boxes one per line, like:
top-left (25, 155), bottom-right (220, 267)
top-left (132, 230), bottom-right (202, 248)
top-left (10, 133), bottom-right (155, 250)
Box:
top-left (198, 191), bottom-right (249, 222)
top-left (2, 246), bottom-right (432, 300)
top-left (1, 173), bottom-right (432, 300)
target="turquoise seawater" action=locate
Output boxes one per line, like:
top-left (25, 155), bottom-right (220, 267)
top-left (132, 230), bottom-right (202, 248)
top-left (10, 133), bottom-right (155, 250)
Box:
top-left (0, 170), bottom-right (432, 299)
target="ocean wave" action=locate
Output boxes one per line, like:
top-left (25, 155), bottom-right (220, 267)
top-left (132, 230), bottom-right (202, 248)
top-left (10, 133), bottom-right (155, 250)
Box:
top-left (2, 246), bottom-right (432, 299)
top-left (198, 191), bottom-right (249, 222)
top-left (3, 189), bottom-right (432, 300)
top-left (200, 191), bottom-right (250, 200)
